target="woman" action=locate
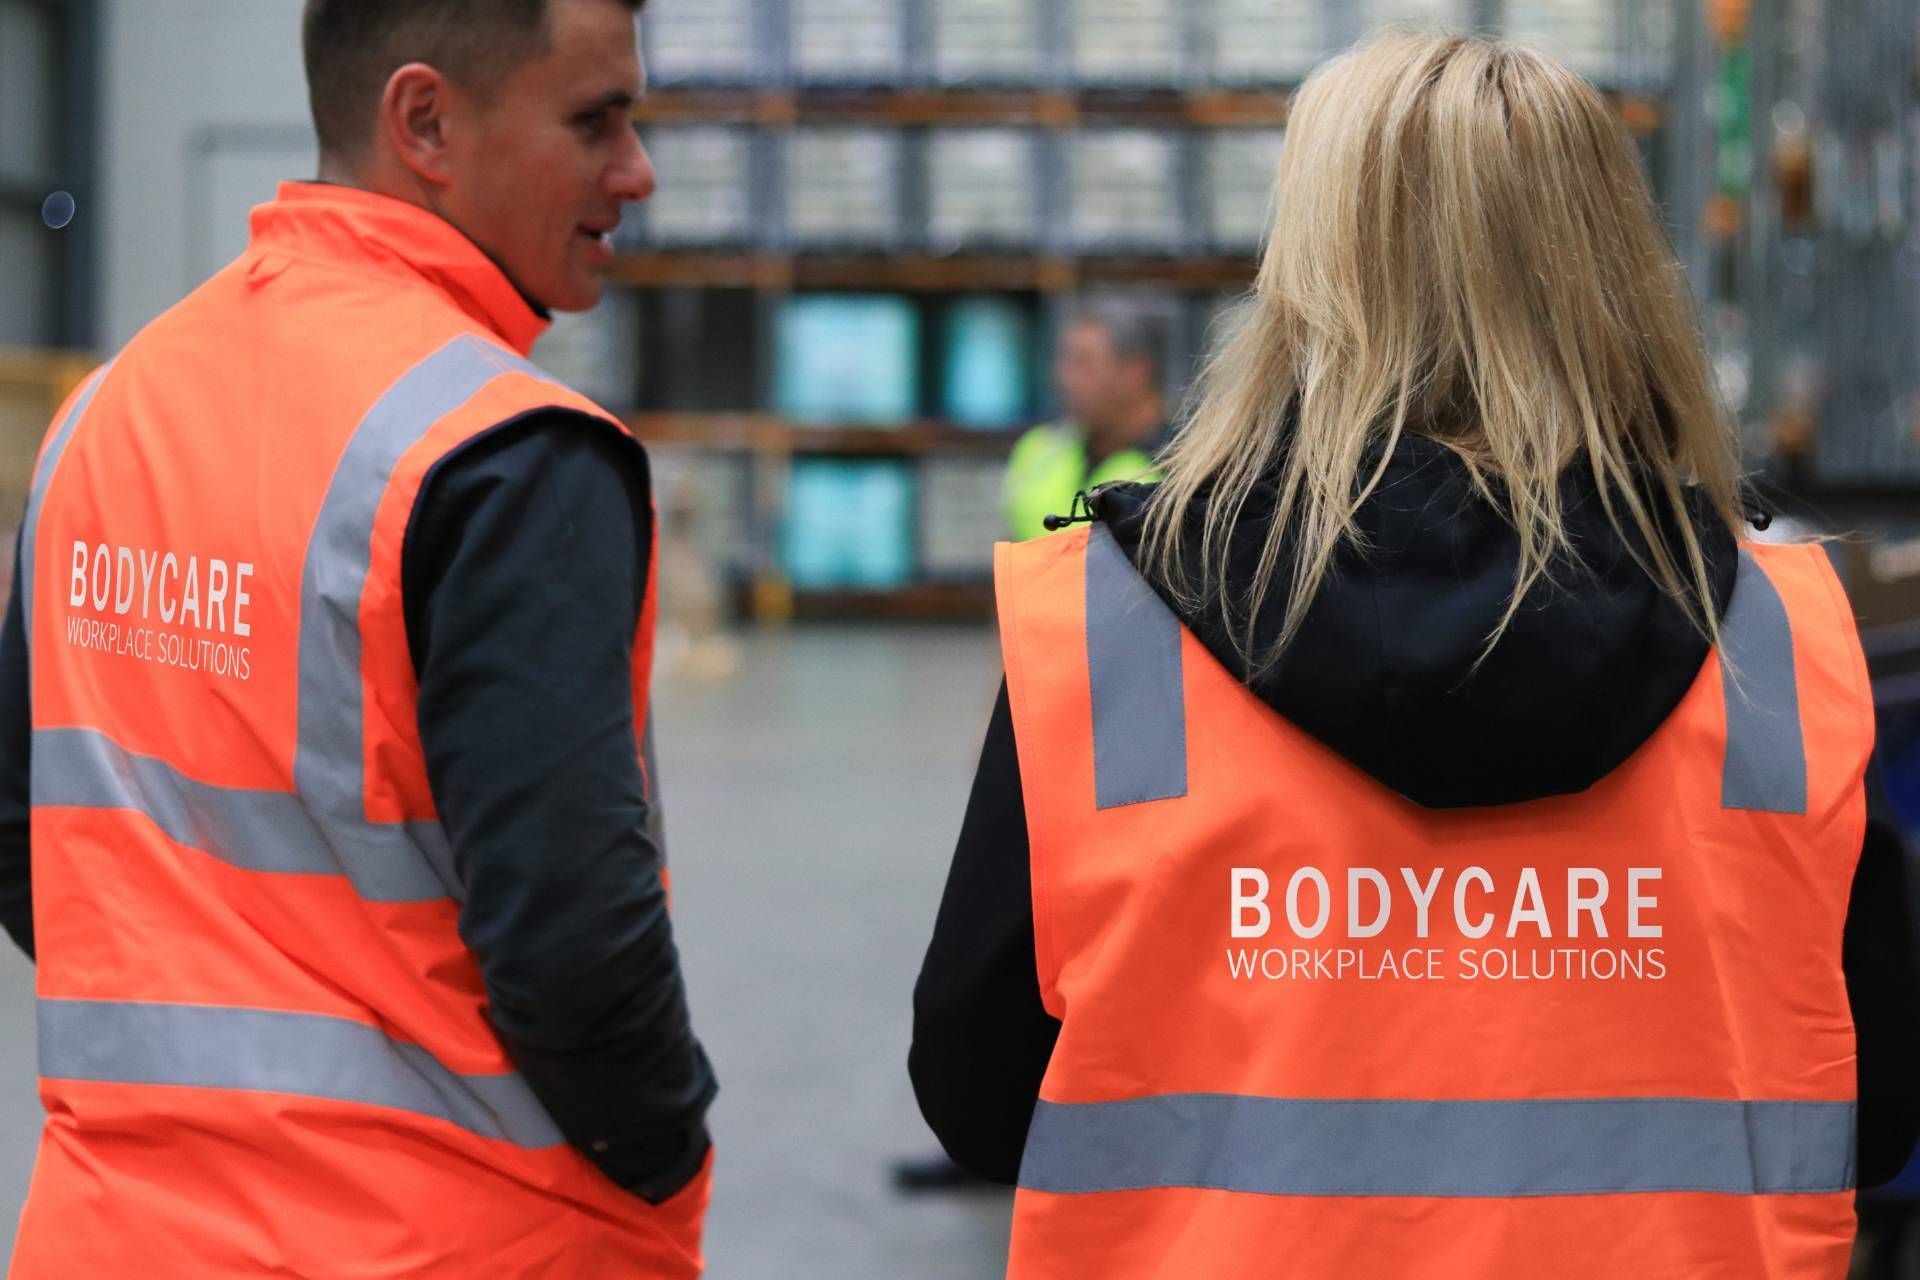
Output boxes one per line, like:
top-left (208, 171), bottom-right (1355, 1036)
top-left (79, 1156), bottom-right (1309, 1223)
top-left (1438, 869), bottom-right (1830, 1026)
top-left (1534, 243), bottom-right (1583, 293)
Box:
top-left (911, 31), bottom-right (1918, 1279)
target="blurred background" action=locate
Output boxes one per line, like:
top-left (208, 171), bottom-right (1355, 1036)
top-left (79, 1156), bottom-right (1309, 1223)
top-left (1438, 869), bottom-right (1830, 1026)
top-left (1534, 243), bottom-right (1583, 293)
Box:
top-left (3, 0), bottom-right (1920, 1275)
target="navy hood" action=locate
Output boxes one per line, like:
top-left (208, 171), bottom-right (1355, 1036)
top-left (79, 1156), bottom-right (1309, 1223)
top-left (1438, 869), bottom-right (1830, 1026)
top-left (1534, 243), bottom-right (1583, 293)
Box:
top-left (1092, 437), bottom-right (1741, 809)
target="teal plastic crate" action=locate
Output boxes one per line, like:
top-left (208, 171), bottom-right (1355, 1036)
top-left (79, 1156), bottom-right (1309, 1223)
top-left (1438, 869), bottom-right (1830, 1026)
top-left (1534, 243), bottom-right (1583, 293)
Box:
top-left (774, 294), bottom-right (921, 424)
top-left (941, 295), bottom-right (1034, 428)
top-left (782, 460), bottom-right (918, 589)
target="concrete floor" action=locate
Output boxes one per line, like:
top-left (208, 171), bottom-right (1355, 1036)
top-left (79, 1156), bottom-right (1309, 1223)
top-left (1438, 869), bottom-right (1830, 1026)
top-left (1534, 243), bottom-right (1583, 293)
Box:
top-left (0, 624), bottom-right (1014, 1278)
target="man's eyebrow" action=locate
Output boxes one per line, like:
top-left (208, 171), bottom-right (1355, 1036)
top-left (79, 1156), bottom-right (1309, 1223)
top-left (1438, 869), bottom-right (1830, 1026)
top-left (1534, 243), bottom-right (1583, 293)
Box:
top-left (575, 89), bottom-right (637, 115)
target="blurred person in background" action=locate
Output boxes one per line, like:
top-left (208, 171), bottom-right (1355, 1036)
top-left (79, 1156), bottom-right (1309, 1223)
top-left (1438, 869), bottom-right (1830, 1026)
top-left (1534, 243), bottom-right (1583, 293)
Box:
top-left (915, 31), bottom-right (1920, 1279)
top-left (1002, 300), bottom-right (1169, 541)
top-left (0, 1), bottom-right (718, 1275)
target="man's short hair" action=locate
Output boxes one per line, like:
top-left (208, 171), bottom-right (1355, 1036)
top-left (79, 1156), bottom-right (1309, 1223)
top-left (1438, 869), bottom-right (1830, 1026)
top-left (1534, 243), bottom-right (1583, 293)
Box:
top-left (1071, 297), bottom-right (1170, 392)
top-left (302, 0), bottom-right (645, 159)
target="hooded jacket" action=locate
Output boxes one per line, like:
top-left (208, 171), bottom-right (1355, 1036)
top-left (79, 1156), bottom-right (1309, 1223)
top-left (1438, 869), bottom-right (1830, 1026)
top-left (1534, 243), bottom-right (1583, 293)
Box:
top-left (911, 436), bottom-right (1920, 1187)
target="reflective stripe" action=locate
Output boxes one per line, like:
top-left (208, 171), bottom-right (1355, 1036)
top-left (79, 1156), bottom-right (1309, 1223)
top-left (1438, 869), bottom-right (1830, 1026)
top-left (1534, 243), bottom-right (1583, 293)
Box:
top-left (33, 727), bottom-right (453, 902)
top-left (1721, 549), bottom-right (1808, 814)
top-left (1019, 1094), bottom-right (1856, 1197)
top-left (1085, 523), bottom-right (1187, 808)
top-left (38, 998), bottom-right (563, 1149)
top-left (296, 335), bottom-right (558, 862)
top-left (20, 362), bottom-right (114, 668)
top-left (642, 711), bottom-right (667, 858)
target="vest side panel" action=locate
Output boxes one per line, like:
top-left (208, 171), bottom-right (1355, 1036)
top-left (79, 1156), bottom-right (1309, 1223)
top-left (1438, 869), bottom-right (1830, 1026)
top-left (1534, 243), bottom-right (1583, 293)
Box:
top-left (1747, 541), bottom-right (1875, 836)
top-left (355, 366), bottom-right (638, 825)
top-left (996, 530), bottom-right (1096, 1019)
top-left (308, 350), bottom-right (706, 1258)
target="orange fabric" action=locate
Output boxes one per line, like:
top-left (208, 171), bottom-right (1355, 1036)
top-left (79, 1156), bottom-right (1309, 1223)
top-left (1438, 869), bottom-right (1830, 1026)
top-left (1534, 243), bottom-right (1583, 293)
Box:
top-left (28, 806), bottom-right (501, 1068)
top-left (15, 1083), bottom-right (711, 1280)
top-left (357, 366), bottom-right (624, 825)
top-left (995, 529), bottom-right (1872, 1280)
top-left (11, 183), bottom-right (702, 1278)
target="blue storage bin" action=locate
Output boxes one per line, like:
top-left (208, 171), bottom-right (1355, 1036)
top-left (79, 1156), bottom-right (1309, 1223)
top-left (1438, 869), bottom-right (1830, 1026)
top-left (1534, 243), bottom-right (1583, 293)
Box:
top-left (774, 295), bottom-right (920, 425)
top-left (941, 296), bottom-right (1033, 429)
top-left (783, 460), bottom-right (918, 589)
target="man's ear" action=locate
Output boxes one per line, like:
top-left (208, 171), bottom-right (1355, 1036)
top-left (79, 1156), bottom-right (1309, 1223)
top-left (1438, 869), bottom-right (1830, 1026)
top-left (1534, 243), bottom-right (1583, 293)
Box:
top-left (378, 62), bottom-right (456, 188)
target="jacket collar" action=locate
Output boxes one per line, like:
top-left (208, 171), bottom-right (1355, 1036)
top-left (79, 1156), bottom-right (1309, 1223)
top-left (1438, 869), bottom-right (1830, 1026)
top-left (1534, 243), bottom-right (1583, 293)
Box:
top-left (247, 182), bottom-right (551, 356)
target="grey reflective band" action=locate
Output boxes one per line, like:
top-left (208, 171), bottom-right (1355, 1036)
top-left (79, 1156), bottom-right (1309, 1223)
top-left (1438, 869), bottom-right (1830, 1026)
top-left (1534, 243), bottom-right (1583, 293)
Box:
top-left (19, 362), bottom-right (114, 667)
top-left (38, 998), bottom-right (563, 1149)
top-left (33, 727), bottom-right (454, 903)
top-left (642, 711), bottom-right (667, 858)
top-left (1085, 523), bottom-right (1187, 808)
top-left (297, 335), bottom-right (559, 858)
top-left (1019, 1094), bottom-right (1855, 1198)
top-left (1721, 549), bottom-right (1808, 814)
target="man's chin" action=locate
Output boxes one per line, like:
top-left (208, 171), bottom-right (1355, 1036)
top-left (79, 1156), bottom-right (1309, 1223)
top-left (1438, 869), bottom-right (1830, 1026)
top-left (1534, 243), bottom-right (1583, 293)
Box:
top-left (545, 278), bottom-right (606, 315)
top-left (560, 272), bottom-right (610, 314)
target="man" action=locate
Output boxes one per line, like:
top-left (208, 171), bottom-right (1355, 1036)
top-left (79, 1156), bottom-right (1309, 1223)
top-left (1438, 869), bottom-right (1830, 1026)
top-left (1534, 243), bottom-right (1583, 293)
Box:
top-left (0, 2), bottom-right (716, 1275)
top-left (1003, 301), bottom-right (1168, 541)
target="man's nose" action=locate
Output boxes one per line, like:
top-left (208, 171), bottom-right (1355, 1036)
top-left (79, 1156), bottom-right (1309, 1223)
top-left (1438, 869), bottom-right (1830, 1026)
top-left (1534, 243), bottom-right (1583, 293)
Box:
top-left (609, 125), bottom-right (656, 204)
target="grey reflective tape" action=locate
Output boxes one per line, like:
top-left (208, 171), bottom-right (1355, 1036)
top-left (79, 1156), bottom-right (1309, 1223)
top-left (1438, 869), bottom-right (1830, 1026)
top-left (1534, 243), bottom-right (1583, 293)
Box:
top-left (38, 998), bottom-right (563, 1149)
top-left (32, 727), bottom-right (453, 902)
top-left (284, 335), bottom-right (561, 902)
top-left (642, 711), bottom-right (667, 858)
top-left (1721, 549), bottom-right (1808, 814)
top-left (20, 362), bottom-right (114, 663)
top-left (296, 335), bottom-right (555, 832)
top-left (1085, 523), bottom-right (1187, 808)
top-left (1019, 1094), bottom-right (1856, 1198)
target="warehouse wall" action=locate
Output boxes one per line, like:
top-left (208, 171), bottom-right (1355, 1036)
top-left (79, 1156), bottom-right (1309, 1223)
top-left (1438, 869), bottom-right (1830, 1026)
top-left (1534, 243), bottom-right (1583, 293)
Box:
top-left (100, 0), bottom-right (313, 349)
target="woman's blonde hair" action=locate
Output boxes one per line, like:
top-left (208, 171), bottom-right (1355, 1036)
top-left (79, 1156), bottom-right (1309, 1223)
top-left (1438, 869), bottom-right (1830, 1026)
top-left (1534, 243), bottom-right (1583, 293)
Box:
top-left (1141, 30), bottom-right (1743, 671)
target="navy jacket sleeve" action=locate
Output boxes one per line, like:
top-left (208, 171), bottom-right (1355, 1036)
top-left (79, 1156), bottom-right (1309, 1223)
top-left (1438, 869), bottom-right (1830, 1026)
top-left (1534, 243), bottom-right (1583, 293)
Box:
top-left (909, 681), bottom-right (1060, 1184)
top-left (1849, 763), bottom-right (1920, 1187)
top-left (0, 534), bottom-right (31, 959)
top-left (913, 681), bottom-right (1920, 1189)
top-left (404, 409), bottom-right (716, 1202)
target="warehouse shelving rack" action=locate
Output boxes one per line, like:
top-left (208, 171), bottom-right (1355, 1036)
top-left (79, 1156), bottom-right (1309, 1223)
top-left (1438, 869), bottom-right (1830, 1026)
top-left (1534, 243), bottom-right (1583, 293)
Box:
top-left (626, 84), bottom-right (1664, 130)
top-left (610, 0), bottom-right (1697, 623)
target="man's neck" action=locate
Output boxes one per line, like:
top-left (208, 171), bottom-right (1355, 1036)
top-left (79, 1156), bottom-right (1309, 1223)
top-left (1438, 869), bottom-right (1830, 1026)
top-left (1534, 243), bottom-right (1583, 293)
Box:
top-left (308, 158), bottom-right (552, 321)
top-left (1086, 397), bottom-right (1165, 470)
top-left (315, 154), bottom-right (434, 213)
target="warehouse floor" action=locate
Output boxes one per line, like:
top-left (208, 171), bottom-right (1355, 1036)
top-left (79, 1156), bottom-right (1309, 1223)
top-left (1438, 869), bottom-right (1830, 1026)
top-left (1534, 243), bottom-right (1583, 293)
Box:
top-left (0, 624), bottom-right (1014, 1278)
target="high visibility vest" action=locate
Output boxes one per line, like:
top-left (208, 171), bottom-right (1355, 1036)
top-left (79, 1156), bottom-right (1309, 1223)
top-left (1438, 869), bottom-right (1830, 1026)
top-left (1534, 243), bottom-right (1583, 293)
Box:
top-left (8, 182), bottom-right (707, 1278)
top-left (1003, 423), bottom-right (1160, 542)
top-left (995, 523), bottom-right (1872, 1280)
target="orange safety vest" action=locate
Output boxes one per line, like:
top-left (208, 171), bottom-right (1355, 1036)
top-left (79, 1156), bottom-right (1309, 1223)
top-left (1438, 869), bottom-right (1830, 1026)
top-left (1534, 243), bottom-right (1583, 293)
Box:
top-left (8, 182), bottom-right (707, 1278)
top-left (995, 523), bottom-right (1873, 1279)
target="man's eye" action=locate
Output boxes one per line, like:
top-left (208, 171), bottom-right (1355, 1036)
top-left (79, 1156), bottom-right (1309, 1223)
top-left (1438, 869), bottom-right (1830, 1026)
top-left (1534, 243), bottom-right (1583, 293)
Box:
top-left (576, 114), bottom-right (611, 138)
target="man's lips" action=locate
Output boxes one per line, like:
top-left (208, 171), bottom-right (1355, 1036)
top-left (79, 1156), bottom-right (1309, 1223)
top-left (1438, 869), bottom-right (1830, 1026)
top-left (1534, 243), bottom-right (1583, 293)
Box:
top-left (579, 225), bottom-right (617, 261)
